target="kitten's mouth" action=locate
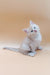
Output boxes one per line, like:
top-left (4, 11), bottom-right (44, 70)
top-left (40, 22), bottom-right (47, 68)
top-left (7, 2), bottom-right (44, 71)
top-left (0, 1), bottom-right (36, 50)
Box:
top-left (34, 30), bottom-right (37, 32)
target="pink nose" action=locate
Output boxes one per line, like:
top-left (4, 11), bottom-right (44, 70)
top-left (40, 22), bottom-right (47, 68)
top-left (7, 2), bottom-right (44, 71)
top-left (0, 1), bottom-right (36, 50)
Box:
top-left (34, 30), bottom-right (37, 32)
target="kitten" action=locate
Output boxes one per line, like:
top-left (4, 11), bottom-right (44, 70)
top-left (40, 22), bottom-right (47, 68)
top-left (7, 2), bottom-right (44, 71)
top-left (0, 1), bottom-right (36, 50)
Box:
top-left (3, 20), bottom-right (42, 56)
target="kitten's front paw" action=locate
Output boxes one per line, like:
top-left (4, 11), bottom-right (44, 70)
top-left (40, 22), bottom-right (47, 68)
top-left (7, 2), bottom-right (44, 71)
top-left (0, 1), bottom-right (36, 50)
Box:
top-left (28, 52), bottom-right (36, 57)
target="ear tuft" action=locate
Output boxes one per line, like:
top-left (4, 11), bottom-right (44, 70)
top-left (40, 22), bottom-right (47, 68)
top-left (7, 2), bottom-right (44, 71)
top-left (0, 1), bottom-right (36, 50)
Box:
top-left (30, 20), bottom-right (34, 25)
top-left (22, 29), bottom-right (28, 33)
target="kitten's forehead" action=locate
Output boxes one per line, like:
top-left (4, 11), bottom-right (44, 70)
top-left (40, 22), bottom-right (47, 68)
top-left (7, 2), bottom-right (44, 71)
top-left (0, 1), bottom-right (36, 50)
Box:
top-left (31, 24), bottom-right (39, 28)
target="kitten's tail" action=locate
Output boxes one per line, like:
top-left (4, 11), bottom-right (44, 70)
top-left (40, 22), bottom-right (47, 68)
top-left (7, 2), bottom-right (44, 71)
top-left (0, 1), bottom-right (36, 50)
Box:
top-left (3, 47), bottom-right (19, 52)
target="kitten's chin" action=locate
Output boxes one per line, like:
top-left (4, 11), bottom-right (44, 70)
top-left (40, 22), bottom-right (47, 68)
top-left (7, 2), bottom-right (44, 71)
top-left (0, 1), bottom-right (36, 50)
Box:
top-left (27, 32), bottom-right (39, 37)
top-left (27, 33), bottom-right (36, 37)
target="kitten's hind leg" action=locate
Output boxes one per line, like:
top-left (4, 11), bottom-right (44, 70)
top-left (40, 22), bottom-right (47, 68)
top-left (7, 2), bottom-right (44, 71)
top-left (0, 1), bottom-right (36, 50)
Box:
top-left (37, 46), bottom-right (42, 50)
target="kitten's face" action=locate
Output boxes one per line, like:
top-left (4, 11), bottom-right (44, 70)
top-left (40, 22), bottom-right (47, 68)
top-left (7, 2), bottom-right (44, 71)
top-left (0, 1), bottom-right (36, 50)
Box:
top-left (23, 21), bottom-right (40, 36)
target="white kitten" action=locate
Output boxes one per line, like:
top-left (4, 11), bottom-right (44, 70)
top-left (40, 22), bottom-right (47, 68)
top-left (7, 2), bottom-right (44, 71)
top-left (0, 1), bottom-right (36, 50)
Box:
top-left (3, 20), bottom-right (42, 56)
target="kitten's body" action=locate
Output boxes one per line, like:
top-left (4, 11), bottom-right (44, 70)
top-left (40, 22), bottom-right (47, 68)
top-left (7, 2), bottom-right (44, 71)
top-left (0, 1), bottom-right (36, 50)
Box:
top-left (4, 21), bottom-right (42, 56)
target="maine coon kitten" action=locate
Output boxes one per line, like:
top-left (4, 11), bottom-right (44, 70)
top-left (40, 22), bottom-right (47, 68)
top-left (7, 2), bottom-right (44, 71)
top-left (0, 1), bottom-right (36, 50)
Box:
top-left (3, 20), bottom-right (42, 56)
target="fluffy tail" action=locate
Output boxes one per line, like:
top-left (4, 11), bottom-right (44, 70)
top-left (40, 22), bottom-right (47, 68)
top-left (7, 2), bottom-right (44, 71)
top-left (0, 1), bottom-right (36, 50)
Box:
top-left (3, 47), bottom-right (19, 52)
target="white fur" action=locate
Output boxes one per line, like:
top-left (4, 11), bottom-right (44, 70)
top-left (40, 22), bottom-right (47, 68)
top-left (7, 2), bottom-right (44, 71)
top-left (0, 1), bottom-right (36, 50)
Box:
top-left (3, 21), bottom-right (42, 57)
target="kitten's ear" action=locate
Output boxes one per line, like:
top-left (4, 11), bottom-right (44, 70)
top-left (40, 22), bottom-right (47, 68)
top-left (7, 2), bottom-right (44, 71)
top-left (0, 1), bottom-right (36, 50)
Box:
top-left (30, 20), bottom-right (34, 25)
top-left (22, 28), bottom-right (28, 33)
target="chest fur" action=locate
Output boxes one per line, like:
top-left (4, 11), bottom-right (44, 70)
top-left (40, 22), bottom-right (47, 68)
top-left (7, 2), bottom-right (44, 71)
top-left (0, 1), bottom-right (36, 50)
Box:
top-left (29, 33), bottom-right (42, 47)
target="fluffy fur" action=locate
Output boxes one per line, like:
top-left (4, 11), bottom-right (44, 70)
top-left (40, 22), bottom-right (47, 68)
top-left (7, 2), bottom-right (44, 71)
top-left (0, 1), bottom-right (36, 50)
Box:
top-left (3, 20), bottom-right (42, 56)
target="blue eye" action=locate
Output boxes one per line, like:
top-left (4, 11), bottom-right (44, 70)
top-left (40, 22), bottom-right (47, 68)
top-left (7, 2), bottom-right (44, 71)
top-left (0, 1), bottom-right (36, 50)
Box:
top-left (34, 27), bottom-right (36, 29)
top-left (31, 30), bottom-right (33, 32)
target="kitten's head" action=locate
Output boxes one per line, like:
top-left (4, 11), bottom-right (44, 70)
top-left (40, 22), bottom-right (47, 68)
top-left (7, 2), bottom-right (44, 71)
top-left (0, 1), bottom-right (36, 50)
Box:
top-left (23, 20), bottom-right (40, 36)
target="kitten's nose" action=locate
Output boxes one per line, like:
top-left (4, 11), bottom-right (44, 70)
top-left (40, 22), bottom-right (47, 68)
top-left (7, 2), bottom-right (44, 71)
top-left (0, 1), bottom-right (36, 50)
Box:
top-left (34, 30), bottom-right (37, 32)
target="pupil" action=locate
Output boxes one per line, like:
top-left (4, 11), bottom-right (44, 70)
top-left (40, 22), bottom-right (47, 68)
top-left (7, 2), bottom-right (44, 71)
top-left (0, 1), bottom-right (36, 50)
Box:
top-left (34, 27), bottom-right (36, 29)
top-left (31, 30), bottom-right (33, 32)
